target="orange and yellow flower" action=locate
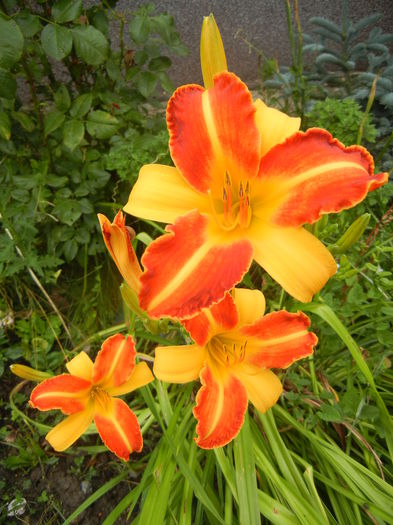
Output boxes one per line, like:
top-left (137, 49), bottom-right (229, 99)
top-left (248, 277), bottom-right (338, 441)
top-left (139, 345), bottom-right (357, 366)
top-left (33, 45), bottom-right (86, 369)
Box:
top-left (30, 334), bottom-right (153, 461)
top-left (124, 72), bottom-right (387, 319)
top-left (153, 288), bottom-right (317, 448)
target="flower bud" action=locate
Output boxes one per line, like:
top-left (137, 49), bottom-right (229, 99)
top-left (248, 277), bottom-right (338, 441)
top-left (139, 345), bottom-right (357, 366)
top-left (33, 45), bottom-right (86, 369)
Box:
top-left (10, 364), bottom-right (52, 382)
top-left (200, 14), bottom-right (227, 89)
top-left (330, 213), bottom-right (370, 254)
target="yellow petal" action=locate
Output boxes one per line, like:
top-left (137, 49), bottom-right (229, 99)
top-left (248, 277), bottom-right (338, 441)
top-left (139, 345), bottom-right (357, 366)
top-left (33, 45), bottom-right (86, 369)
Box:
top-left (124, 164), bottom-right (209, 224)
top-left (200, 14), bottom-right (228, 89)
top-left (107, 362), bottom-right (154, 396)
top-left (232, 288), bottom-right (266, 327)
top-left (46, 404), bottom-right (94, 451)
top-left (254, 98), bottom-right (301, 157)
top-left (249, 219), bottom-right (337, 303)
top-left (154, 344), bottom-right (206, 383)
top-left (235, 364), bottom-right (282, 413)
top-left (66, 351), bottom-right (94, 381)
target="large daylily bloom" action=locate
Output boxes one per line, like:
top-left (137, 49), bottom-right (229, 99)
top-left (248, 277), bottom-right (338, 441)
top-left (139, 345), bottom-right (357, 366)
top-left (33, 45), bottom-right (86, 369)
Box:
top-left (125, 72), bottom-right (388, 319)
top-left (98, 211), bottom-right (142, 293)
top-left (154, 288), bottom-right (317, 448)
top-left (30, 334), bottom-right (153, 461)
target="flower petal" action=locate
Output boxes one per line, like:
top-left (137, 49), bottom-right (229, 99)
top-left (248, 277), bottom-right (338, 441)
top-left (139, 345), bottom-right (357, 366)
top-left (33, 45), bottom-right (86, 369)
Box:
top-left (93, 334), bottom-right (136, 389)
top-left (242, 311), bottom-right (317, 368)
top-left (256, 128), bottom-right (388, 227)
top-left (139, 210), bottom-right (253, 319)
top-left (45, 404), bottom-right (94, 451)
top-left (167, 72), bottom-right (260, 194)
top-left (234, 364), bottom-right (282, 413)
top-left (107, 362), bottom-right (154, 396)
top-left (249, 220), bottom-right (337, 303)
top-left (98, 211), bottom-right (142, 292)
top-left (94, 397), bottom-right (143, 461)
top-left (182, 293), bottom-right (238, 346)
top-left (29, 375), bottom-right (91, 415)
top-left (232, 288), bottom-right (266, 327)
top-left (154, 344), bottom-right (206, 383)
top-left (193, 365), bottom-right (248, 448)
top-left (254, 98), bottom-right (300, 157)
top-left (66, 351), bottom-right (93, 381)
top-left (124, 164), bottom-right (210, 224)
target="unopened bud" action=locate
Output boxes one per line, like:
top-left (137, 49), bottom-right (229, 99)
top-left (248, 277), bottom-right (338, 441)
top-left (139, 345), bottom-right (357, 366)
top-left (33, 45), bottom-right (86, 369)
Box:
top-left (200, 14), bottom-right (227, 89)
top-left (10, 364), bottom-right (52, 382)
top-left (330, 213), bottom-right (370, 254)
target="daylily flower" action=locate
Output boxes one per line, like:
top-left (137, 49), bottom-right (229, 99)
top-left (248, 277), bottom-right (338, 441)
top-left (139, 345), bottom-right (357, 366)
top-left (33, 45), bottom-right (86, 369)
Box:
top-left (98, 211), bottom-right (142, 293)
top-left (124, 72), bottom-right (387, 319)
top-left (154, 288), bottom-right (317, 448)
top-left (29, 334), bottom-right (153, 461)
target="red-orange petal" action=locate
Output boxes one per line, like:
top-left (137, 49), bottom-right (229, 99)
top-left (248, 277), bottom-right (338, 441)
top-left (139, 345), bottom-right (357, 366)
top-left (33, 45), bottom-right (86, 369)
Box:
top-left (182, 292), bottom-right (238, 346)
top-left (167, 72), bottom-right (260, 194)
top-left (139, 210), bottom-right (253, 319)
top-left (29, 374), bottom-right (91, 415)
top-left (94, 397), bottom-right (142, 461)
top-left (193, 365), bottom-right (248, 448)
top-left (93, 334), bottom-right (136, 388)
top-left (257, 128), bottom-right (388, 227)
top-left (242, 311), bottom-right (317, 368)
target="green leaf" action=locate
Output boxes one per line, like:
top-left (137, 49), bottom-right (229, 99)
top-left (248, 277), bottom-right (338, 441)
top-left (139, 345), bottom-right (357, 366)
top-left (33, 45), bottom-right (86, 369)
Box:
top-left (137, 71), bottom-right (157, 98)
top-left (70, 93), bottom-right (92, 118)
top-left (63, 119), bottom-right (84, 150)
top-left (86, 110), bottom-right (118, 139)
top-left (41, 24), bottom-right (72, 61)
top-left (0, 112), bottom-right (11, 140)
top-left (55, 200), bottom-right (82, 225)
top-left (72, 26), bottom-right (108, 66)
top-left (15, 11), bottom-right (41, 37)
top-left (52, 0), bottom-right (82, 24)
top-left (44, 109), bottom-right (65, 137)
top-left (148, 56), bottom-right (171, 71)
top-left (0, 67), bottom-right (16, 98)
top-left (54, 85), bottom-right (71, 112)
top-left (0, 16), bottom-right (24, 69)
top-left (129, 15), bottom-right (150, 44)
top-left (63, 239), bottom-right (78, 261)
top-left (12, 111), bottom-right (35, 132)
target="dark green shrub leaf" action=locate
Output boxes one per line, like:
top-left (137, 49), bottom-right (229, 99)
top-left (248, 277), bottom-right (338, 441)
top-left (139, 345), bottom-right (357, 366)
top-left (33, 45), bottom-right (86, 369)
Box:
top-left (129, 15), bottom-right (150, 44)
top-left (41, 24), bottom-right (72, 61)
top-left (137, 71), bottom-right (157, 98)
top-left (15, 11), bottom-right (41, 37)
top-left (12, 111), bottom-right (35, 132)
top-left (70, 93), bottom-right (92, 118)
top-left (0, 67), bottom-right (16, 98)
top-left (63, 119), bottom-right (84, 150)
top-left (72, 26), bottom-right (108, 65)
top-left (52, 0), bottom-right (82, 24)
top-left (0, 16), bottom-right (24, 69)
top-left (317, 404), bottom-right (343, 422)
top-left (54, 85), bottom-right (71, 111)
top-left (86, 110), bottom-right (118, 139)
top-left (44, 109), bottom-right (65, 137)
top-left (0, 112), bottom-right (11, 140)
top-left (148, 56), bottom-right (171, 71)
top-left (55, 200), bottom-right (82, 225)
top-left (63, 239), bottom-right (78, 261)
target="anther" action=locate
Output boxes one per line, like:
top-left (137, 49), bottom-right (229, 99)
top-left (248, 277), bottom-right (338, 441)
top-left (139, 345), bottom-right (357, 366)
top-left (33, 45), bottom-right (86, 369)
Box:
top-left (239, 182), bottom-right (244, 198)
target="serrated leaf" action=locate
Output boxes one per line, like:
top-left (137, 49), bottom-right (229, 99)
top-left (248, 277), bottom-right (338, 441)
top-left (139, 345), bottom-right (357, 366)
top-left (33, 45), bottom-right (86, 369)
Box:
top-left (0, 67), bottom-right (16, 99)
top-left (86, 110), bottom-right (118, 139)
top-left (72, 26), bottom-right (108, 66)
top-left (54, 85), bottom-right (71, 112)
top-left (52, 0), bottom-right (82, 24)
top-left (44, 109), bottom-right (65, 137)
top-left (15, 11), bottom-right (41, 37)
top-left (0, 17), bottom-right (24, 69)
top-left (137, 71), bottom-right (157, 98)
top-left (0, 112), bottom-right (11, 140)
top-left (129, 15), bottom-right (150, 44)
top-left (41, 24), bottom-right (72, 61)
top-left (63, 119), bottom-right (84, 150)
top-left (70, 93), bottom-right (92, 118)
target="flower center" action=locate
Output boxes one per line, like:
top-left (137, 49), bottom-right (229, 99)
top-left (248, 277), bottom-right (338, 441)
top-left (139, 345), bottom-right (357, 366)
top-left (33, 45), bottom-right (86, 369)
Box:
top-left (90, 385), bottom-right (112, 412)
top-left (207, 336), bottom-right (247, 367)
top-left (208, 172), bottom-right (252, 231)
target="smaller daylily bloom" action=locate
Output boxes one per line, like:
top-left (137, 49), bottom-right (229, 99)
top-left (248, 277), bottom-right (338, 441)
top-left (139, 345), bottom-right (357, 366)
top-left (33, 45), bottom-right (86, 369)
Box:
top-left (153, 288), bottom-right (317, 449)
top-left (98, 211), bottom-right (142, 293)
top-left (200, 13), bottom-right (227, 89)
top-left (30, 334), bottom-right (153, 461)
